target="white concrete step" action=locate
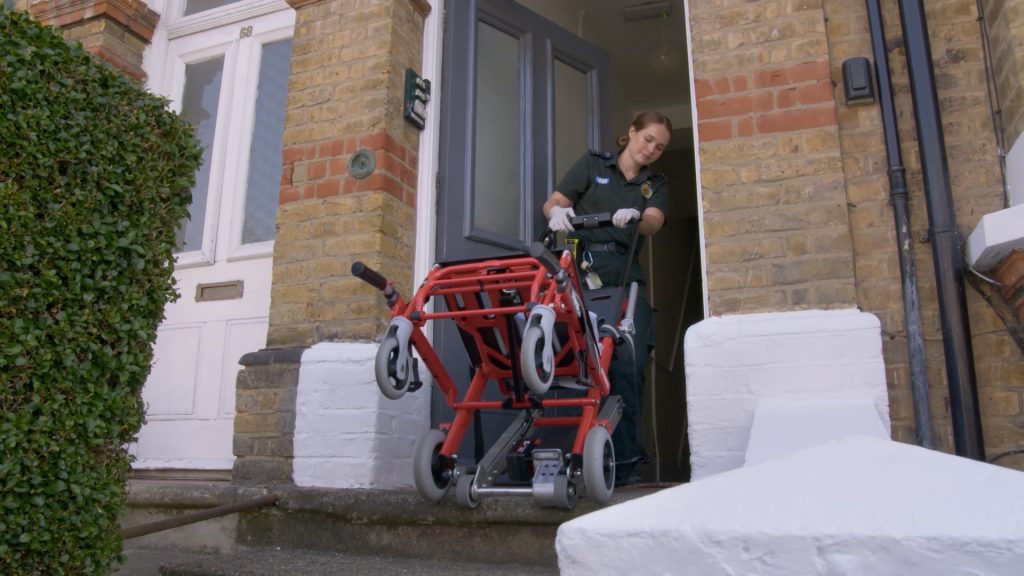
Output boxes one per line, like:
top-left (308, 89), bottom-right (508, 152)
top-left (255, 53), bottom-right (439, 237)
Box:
top-left (558, 436), bottom-right (1024, 575)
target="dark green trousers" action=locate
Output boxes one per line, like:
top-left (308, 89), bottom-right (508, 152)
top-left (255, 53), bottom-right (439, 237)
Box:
top-left (583, 251), bottom-right (653, 481)
top-left (608, 293), bottom-right (653, 481)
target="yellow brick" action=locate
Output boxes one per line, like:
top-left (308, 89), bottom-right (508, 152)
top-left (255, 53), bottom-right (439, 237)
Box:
top-left (710, 288), bottom-right (788, 315)
top-left (272, 283), bottom-right (320, 304)
top-left (759, 154), bottom-right (843, 182)
top-left (233, 413), bottom-right (283, 434)
top-left (266, 325), bottom-right (317, 348)
top-left (705, 237), bottom-right (786, 263)
top-left (273, 239), bottom-right (324, 264)
top-left (981, 391), bottom-right (1021, 418)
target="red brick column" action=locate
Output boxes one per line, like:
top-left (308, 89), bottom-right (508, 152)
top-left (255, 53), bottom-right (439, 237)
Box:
top-left (29, 0), bottom-right (159, 81)
top-left (993, 251), bottom-right (1024, 325)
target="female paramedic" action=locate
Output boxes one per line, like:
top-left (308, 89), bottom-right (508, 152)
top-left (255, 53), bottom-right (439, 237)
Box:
top-left (541, 110), bottom-right (672, 486)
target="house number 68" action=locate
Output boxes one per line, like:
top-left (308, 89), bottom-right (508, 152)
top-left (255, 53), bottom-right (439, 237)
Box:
top-left (239, 26), bottom-right (253, 38)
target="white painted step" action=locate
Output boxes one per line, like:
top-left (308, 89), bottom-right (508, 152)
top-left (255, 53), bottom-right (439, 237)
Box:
top-left (558, 436), bottom-right (1024, 575)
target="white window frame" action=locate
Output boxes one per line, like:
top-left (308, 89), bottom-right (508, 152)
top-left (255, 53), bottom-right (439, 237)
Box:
top-left (145, 0), bottom-right (294, 269)
top-left (162, 33), bottom-right (238, 268)
top-left (225, 24), bottom-right (293, 263)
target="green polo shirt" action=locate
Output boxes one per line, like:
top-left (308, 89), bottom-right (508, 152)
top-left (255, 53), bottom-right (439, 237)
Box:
top-left (556, 150), bottom-right (669, 287)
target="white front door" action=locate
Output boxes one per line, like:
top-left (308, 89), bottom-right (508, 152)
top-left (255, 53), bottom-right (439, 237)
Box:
top-left (133, 2), bottom-right (294, 469)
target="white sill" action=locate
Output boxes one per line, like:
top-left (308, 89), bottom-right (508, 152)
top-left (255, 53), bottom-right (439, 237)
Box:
top-left (966, 203), bottom-right (1024, 272)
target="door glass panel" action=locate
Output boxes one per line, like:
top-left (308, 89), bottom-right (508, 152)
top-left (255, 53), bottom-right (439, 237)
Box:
top-left (472, 21), bottom-right (521, 238)
top-left (554, 59), bottom-right (588, 183)
top-left (184, 0), bottom-right (241, 17)
top-left (242, 38), bottom-right (292, 245)
top-left (177, 55), bottom-right (225, 253)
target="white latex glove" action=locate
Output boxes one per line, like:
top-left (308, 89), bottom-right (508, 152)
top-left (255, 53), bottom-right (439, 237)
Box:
top-left (612, 208), bottom-right (641, 229)
top-left (548, 205), bottom-right (576, 233)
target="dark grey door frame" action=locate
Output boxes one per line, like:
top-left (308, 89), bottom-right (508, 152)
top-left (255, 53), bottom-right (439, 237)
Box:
top-left (437, 0), bottom-right (611, 262)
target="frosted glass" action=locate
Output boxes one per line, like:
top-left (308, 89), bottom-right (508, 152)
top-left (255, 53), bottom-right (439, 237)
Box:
top-left (554, 59), bottom-right (589, 183)
top-left (177, 56), bottom-right (224, 253)
top-left (473, 22), bottom-right (521, 239)
top-left (242, 38), bottom-right (292, 244)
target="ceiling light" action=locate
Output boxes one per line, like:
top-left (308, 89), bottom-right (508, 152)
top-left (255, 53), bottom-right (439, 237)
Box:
top-left (623, 1), bottom-right (672, 22)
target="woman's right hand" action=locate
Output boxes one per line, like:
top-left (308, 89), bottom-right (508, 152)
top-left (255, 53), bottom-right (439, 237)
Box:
top-left (548, 205), bottom-right (576, 233)
top-left (612, 208), bottom-right (641, 228)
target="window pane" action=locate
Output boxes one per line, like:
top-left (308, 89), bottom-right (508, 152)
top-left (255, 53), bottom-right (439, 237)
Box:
top-left (177, 56), bottom-right (225, 253)
top-left (184, 0), bottom-right (241, 16)
top-left (472, 22), bottom-right (521, 239)
top-left (242, 38), bottom-right (292, 245)
top-left (554, 59), bottom-right (589, 183)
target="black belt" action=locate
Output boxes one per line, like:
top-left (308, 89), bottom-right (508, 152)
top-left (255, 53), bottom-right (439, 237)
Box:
top-left (586, 242), bottom-right (628, 254)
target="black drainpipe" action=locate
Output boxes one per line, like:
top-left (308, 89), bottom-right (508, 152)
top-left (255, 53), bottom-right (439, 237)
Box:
top-left (865, 0), bottom-right (934, 449)
top-left (896, 0), bottom-right (985, 460)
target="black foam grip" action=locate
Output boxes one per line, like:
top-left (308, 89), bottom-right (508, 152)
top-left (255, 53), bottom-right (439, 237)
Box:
top-left (529, 242), bottom-right (562, 275)
top-left (351, 261), bottom-right (388, 291)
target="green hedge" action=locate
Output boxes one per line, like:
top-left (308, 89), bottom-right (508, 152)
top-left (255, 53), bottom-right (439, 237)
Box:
top-left (0, 9), bottom-right (202, 574)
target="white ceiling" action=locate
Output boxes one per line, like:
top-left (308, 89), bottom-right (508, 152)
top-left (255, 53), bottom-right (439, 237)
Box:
top-left (516, 0), bottom-right (692, 135)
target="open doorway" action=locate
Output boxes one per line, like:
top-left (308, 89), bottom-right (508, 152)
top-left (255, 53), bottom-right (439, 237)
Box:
top-left (515, 0), bottom-right (702, 483)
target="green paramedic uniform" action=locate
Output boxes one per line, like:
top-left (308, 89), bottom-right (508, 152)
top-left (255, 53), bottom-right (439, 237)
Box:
top-left (555, 150), bottom-right (669, 484)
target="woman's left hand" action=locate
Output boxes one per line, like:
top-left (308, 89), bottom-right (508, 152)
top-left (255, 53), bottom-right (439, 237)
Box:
top-left (612, 208), bottom-right (641, 228)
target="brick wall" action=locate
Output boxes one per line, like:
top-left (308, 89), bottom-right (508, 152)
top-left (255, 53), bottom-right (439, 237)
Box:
top-left (268, 0), bottom-right (424, 347)
top-left (28, 0), bottom-right (159, 81)
top-left (820, 0), bottom-right (1022, 461)
top-left (982, 0), bottom-right (1024, 151)
top-left (689, 0), bottom-right (1021, 466)
top-left (689, 1), bottom-right (857, 315)
top-left (992, 251), bottom-right (1024, 325)
top-left (981, 0), bottom-right (1024, 340)
top-left (233, 0), bottom-right (427, 484)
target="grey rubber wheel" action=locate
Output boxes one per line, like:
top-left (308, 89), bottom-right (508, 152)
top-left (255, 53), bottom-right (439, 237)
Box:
top-left (583, 425), bottom-right (615, 504)
top-left (455, 474), bottom-right (480, 509)
top-left (412, 429), bottom-right (450, 502)
top-left (375, 335), bottom-right (408, 400)
top-left (553, 474), bottom-right (577, 510)
top-left (520, 325), bottom-right (553, 395)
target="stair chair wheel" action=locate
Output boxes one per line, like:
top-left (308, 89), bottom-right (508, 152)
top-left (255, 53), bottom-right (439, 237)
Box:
top-left (455, 472), bottom-right (480, 509)
top-left (583, 425), bottom-right (615, 504)
top-left (553, 474), bottom-right (577, 510)
top-left (413, 429), bottom-right (451, 503)
top-left (375, 333), bottom-right (410, 400)
top-left (520, 324), bottom-right (554, 395)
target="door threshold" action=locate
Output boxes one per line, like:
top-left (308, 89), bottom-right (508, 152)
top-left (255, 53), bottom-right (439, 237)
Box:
top-left (130, 468), bottom-right (233, 482)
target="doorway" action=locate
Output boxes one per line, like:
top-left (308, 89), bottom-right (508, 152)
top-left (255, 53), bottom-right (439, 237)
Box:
top-left (436, 0), bottom-right (702, 483)
top-left (132, 4), bottom-right (294, 471)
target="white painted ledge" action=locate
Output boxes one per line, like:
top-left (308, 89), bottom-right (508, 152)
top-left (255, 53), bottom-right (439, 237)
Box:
top-left (966, 203), bottom-right (1024, 272)
top-left (557, 436), bottom-right (1024, 576)
top-left (292, 342), bottom-right (429, 489)
top-left (684, 309), bottom-right (889, 480)
top-left (744, 397), bottom-right (888, 466)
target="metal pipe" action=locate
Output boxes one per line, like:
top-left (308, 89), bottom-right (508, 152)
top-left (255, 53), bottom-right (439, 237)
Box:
top-left (474, 487), bottom-right (534, 497)
top-left (865, 0), bottom-right (934, 449)
top-left (974, 0), bottom-right (1011, 210)
top-left (896, 0), bottom-right (985, 460)
top-left (120, 494), bottom-right (279, 540)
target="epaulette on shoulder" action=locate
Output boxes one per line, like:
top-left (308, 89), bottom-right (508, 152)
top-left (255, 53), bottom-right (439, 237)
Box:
top-left (588, 149), bottom-right (613, 159)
